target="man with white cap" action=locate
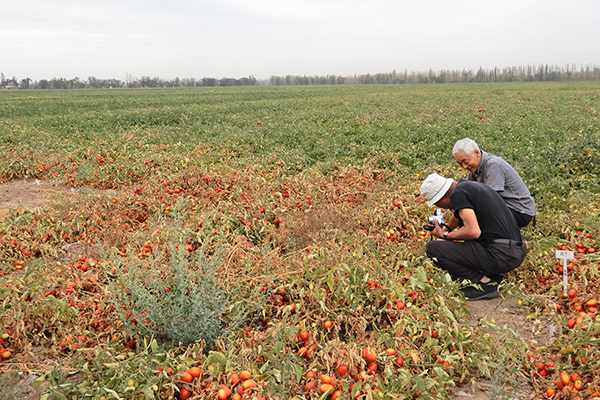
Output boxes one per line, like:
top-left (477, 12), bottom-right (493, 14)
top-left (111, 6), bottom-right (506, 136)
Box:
top-left (419, 173), bottom-right (527, 300)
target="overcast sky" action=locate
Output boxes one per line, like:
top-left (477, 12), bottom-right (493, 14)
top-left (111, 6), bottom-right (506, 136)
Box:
top-left (2, 0), bottom-right (599, 81)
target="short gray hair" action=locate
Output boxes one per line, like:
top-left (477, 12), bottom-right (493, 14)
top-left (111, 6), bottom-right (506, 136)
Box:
top-left (452, 138), bottom-right (480, 156)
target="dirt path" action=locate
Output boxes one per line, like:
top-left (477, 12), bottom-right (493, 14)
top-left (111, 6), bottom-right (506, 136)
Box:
top-left (452, 297), bottom-right (552, 400)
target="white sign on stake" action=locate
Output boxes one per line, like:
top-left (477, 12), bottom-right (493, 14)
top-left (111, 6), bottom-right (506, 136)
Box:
top-left (556, 250), bottom-right (575, 294)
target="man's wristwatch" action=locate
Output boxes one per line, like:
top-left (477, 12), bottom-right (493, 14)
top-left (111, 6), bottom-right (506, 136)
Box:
top-left (443, 231), bottom-right (449, 238)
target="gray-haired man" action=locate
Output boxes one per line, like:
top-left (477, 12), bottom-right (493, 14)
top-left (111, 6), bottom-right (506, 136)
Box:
top-left (452, 138), bottom-right (535, 228)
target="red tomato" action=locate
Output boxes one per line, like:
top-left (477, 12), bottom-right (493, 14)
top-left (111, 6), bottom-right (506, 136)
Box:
top-left (180, 388), bottom-right (192, 400)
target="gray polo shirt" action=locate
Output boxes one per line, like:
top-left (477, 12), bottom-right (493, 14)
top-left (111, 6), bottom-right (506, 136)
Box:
top-left (467, 151), bottom-right (536, 216)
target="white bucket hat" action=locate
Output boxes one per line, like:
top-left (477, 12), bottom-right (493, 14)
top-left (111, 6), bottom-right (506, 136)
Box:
top-left (420, 173), bottom-right (454, 207)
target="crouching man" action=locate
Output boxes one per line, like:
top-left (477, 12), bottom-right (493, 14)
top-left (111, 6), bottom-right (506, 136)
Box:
top-left (419, 173), bottom-right (527, 300)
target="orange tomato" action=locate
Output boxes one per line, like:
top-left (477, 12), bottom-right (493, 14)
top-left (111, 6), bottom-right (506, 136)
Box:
top-left (546, 388), bottom-right (556, 397)
top-left (362, 347), bottom-right (377, 363)
top-left (229, 373), bottom-right (239, 385)
top-left (218, 385), bottom-right (232, 400)
top-left (298, 346), bottom-right (308, 357)
top-left (570, 373), bottom-right (579, 383)
top-left (560, 371), bottom-right (571, 386)
top-left (180, 371), bottom-right (193, 383)
top-left (242, 379), bottom-right (257, 390)
top-left (320, 374), bottom-right (332, 384)
top-left (367, 362), bottom-right (378, 373)
top-left (298, 330), bottom-right (309, 341)
top-left (319, 383), bottom-right (333, 394)
top-left (324, 320), bottom-right (333, 329)
top-left (555, 379), bottom-right (563, 390)
top-left (189, 366), bottom-right (201, 378)
top-left (239, 370), bottom-right (251, 381)
top-left (586, 299), bottom-right (598, 307)
top-left (304, 380), bottom-right (316, 391)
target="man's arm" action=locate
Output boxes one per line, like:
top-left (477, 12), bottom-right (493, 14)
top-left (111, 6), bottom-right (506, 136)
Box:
top-left (431, 208), bottom-right (480, 240)
top-left (456, 208), bottom-right (481, 239)
top-left (446, 215), bottom-right (459, 230)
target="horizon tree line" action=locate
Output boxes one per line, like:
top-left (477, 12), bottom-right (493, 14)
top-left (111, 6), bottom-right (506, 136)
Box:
top-left (1, 63), bottom-right (599, 90)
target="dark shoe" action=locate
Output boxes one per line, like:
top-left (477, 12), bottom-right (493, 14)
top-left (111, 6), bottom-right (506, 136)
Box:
top-left (460, 282), bottom-right (500, 301)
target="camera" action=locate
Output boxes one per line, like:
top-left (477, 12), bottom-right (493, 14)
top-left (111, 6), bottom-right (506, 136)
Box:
top-left (424, 209), bottom-right (444, 231)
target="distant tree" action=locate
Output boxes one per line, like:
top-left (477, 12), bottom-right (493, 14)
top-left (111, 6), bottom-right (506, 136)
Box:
top-left (20, 78), bottom-right (31, 89)
top-left (88, 76), bottom-right (99, 88)
top-left (218, 78), bottom-right (235, 86)
top-left (51, 77), bottom-right (68, 89)
top-left (201, 78), bottom-right (217, 87)
top-left (140, 76), bottom-right (160, 87)
top-left (67, 77), bottom-right (83, 89)
top-left (268, 76), bottom-right (283, 85)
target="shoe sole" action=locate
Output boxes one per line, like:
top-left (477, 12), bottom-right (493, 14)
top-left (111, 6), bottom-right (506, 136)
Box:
top-left (466, 290), bottom-right (500, 301)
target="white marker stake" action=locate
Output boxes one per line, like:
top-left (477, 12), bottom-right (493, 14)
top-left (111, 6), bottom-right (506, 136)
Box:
top-left (556, 250), bottom-right (575, 294)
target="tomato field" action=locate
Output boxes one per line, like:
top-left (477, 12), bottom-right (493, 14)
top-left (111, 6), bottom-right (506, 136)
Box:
top-left (0, 82), bottom-right (599, 400)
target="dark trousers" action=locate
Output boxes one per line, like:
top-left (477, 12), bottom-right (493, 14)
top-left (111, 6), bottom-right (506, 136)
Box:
top-left (426, 239), bottom-right (527, 283)
top-left (510, 208), bottom-right (534, 228)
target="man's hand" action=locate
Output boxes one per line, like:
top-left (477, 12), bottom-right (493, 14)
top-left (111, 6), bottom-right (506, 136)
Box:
top-left (431, 220), bottom-right (446, 239)
top-left (430, 209), bottom-right (481, 240)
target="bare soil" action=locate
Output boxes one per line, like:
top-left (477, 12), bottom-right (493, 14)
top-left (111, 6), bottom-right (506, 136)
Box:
top-left (0, 179), bottom-right (116, 217)
top-left (0, 179), bottom-right (66, 216)
top-left (452, 296), bottom-right (552, 400)
top-left (0, 180), bottom-right (553, 400)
